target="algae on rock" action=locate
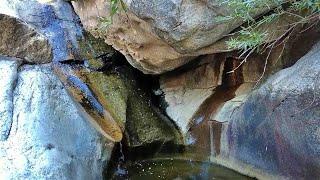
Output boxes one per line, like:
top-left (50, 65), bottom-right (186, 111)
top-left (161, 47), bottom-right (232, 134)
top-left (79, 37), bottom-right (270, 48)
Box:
top-left (77, 29), bottom-right (182, 148)
top-left (86, 72), bottom-right (128, 129)
top-left (123, 71), bottom-right (183, 147)
top-left (78, 31), bottom-right (116, 70)
top-left (85, 67), bottom-right (182, 148)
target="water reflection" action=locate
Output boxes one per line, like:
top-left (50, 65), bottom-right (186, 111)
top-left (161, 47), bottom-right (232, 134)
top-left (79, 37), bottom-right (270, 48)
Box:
top-left (110, 158), bottom-right (252, 180)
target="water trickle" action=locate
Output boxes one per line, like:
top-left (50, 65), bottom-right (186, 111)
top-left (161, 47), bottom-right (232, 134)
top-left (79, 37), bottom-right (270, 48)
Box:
top-left (119, 142), bottom-right (125, 162)
top-left (114, 142), bottom-right (128, 177)
top-left (209, 120), bottom-right (215, 158)
top-left (186, 57), bottom-right (244, 159)
top-left (186, 86), bottom-right (238, 158)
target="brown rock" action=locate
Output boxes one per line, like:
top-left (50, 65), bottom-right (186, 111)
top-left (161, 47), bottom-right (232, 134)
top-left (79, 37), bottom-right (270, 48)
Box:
top-left (160, 55), bottom-right (225, 134)
top-left (0, 14), bottom-right (52, 63)
top-left (72, 0), bottom-right (295, 74)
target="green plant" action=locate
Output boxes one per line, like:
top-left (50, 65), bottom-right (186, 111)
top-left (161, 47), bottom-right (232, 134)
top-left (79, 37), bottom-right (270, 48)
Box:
top-left (219, 0), bottom-right (320, 51)
top-left (218, 0), bottom-right (319, 85)
top-left (98, 0), bottom-right (127, 30)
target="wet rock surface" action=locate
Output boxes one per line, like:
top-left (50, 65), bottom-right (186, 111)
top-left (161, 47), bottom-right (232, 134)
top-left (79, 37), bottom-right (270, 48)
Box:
top-left (87, 66), bottom-right (183, 148)
top-left (160, 55), bottom-right (225, 135)
top-left (0, 1), bottom-right (116, 179)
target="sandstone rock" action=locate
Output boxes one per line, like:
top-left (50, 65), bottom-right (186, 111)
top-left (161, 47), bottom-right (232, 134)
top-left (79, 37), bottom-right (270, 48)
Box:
top-left (0, 14), bottom-right (52, 63)
top-left (160, 55), bottom-right (224, 135)
top-left (72, 0), bottom-right (294, 74)
top-left (211, 41), bottom-right (320, 179)
top-left (0, 58), bottom-right (113, 179)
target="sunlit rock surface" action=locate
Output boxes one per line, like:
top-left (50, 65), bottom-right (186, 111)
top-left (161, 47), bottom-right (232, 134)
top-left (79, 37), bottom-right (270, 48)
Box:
top-left (0, 58), bottom-right (113, 179)
top-left (0, 57), bottom-right (20, 141)
top-left (160, 55), bottom-right (224, 135)
top-left (72, 0), bottom-right (291, 74)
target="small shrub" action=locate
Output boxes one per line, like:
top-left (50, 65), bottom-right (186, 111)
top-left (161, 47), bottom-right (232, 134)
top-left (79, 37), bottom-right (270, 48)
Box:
top-left (218, 0), bottom-right (320, 51)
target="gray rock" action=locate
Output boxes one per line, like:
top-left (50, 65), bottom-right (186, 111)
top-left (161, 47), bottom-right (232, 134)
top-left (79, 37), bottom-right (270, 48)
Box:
top-left (212, 41), bottom-right (320, 179)
top-left (127, 0), bottom-right (233, 53)
top-left (0, 57), bottom-right (20, 141)
top-left (0, 59), bottom-right (113, 180)
top-left (0, 14), bottom-right (53, 63)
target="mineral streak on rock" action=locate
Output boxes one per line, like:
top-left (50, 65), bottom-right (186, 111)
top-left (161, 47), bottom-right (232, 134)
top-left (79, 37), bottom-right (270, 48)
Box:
top-left (53, 62), bottom-right (123, 142)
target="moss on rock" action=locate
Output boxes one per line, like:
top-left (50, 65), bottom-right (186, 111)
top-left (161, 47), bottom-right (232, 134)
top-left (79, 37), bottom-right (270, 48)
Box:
top-left (120, 68), bottom-right (183, 147)
top-left (86, 72), bottom-right (128, 129)
top-left (85, 66), bottom-right (182, 148)
top-left (78, 31), bottom-right (115, 69)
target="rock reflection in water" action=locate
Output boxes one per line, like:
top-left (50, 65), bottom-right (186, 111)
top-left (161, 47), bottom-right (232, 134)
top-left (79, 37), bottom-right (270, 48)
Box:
top-left (111, 158), bottom-right (253, 180)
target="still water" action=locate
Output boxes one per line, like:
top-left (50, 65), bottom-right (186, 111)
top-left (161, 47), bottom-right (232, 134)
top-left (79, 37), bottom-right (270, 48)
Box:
top-left (110, 158), bottom-right (253, 180)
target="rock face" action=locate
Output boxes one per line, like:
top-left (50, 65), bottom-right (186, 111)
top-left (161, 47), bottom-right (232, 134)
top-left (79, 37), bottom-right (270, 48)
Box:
top-left (0, 57), bottom-right (112, 179)
top-left (122, 69), bottom-right (182, 148)
top-left (159, 51), bottom-right (278, 137)
top-left (72, 0), bottom-right (290, 74)
top-left (83, 67), bottom-right (183, 148)
top-left (159, 25), bottom-right (320, 161)
top-left (160, 55), bottom-right (224, 135)
top-left (0, 1), bottom-right (183, 178)
top-left (0, 0), bottom-right (84, 62)
top-left (72, 0), bottom-right (194, 74)
top-left (53, 63), bottom-right (182, 148)
top-left (0, 57), bottom-right (21, 141)
top-left (0, 14), bottom-right (52, 63)
top-left (211, 41), bottom-right (320, 179)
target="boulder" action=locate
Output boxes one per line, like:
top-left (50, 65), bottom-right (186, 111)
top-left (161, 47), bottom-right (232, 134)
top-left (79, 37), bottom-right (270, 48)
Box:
top-left (0, 57), bottom-right (113, 179)
top-left (0, 14), bottom-right (52, 63)
top-left (72, 0), bottom-right (294, 74)
top-left (160, 22), bottom-right (320, 135)
top-left (0, 0), bottom-right (85, 62)
top-left (211, 41), bottom-right (320, 179)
